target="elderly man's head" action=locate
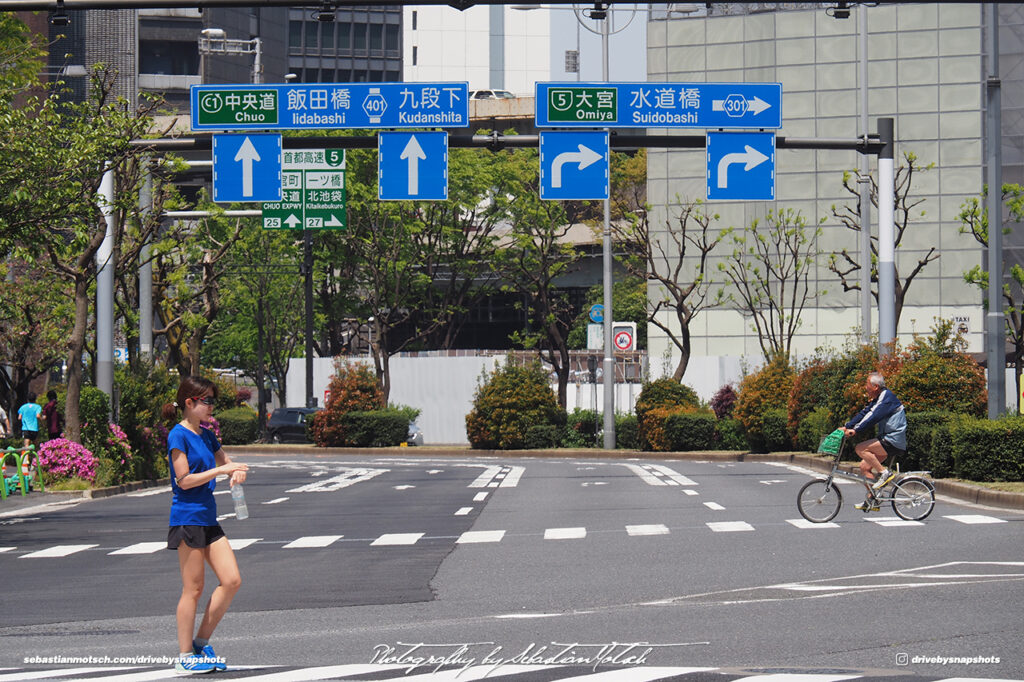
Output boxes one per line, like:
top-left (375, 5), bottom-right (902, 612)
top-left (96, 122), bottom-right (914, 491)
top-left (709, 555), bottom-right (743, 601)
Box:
top-left (865, 372), bottom-right (885, 398)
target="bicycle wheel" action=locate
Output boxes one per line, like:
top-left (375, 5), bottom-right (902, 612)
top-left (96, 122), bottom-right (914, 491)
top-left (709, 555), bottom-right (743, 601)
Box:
top-left (798, 479), bottom-right (842, 523)
top-left (891, 476), bottom-right (935, 521)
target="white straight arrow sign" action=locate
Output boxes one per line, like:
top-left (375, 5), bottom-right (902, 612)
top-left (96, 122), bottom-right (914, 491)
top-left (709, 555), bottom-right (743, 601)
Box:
top-left (716, 145), bottom-right (770, 189)
top-left (234, 136), bottom-right (261, 198)
top-left (400, 135), bottom-right (426, 195)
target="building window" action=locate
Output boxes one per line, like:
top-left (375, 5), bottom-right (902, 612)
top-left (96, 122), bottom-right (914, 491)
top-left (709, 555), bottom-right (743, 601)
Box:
top-left (354, 24), bottom-right (366, 50)
top-left (304, 68), bottom-right (319, 82)
top-left (411, 10), bottom-right (417, 30)
top-left (289, 21), bottom-right (302, 49)
top-left (140, 40), bottom-right (198, 75)
top-left (322, 23), bottom-right (334, 51)
top-left (370, 24), bottom-right (383, 51)
top-left (386, 24), bottom-right (399, 51)
top-left (412, 45), bottom-right (417, 66)
top-left (337, 22), bottom-right (351, 50)
top-left (305, 21), bottom-right (319, 49)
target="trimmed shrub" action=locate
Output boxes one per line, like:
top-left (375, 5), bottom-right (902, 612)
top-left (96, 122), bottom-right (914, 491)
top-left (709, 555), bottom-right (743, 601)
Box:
top-left (524, 424), bottom-right (563, 450)
top-left (904, 411), bottom-right (955, 471)
top-left (733, 357), bottom-right (795, 452)
top-left (115, 362), bottom-right (177, 480)
top-left (312, 361), bottom-right (384, 447)
top-left (950, 416), bottom-right (1024, 482)
top-left (36, 438), bottom-right (97, 484)
top-left (562, 409), bottom-right (600, 448)
top-left (796, 406), bottom-right (832, 452)
top-left (337, 409), bottom-right (409, 447)
top-left (715, 418), bottom-right (747, 451)
top-left (927, 420), bottom-right (956, 479)
top-left (93, 423), bottom-right (135, 487)
top-left (788, 359), bottom-right (832, 442)
top-left (635, 378), bottom-right (700, 450)
top-left (709, 384), bottom-right (738, 420)
top-left (218, 406), bottom-right (259, 445)
top-left (615, 414), bottom-right (639, 449)
top-left (762, 408), bottom-right (791, 452)
top-left (79, 386), bottom-right (111, 454)
top-left (662, 412), bottom-right (718, 451)
top-left (465, 362), bottom-right (566, 450)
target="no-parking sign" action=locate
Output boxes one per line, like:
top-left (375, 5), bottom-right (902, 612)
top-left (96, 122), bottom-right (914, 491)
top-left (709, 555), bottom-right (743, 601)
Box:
top-left (612, 322), bottom-right (636, 352)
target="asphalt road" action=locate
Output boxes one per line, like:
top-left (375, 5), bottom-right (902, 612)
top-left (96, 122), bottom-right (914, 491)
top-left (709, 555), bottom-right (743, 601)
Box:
top-left (1, 453), bottom-right (1022, 681)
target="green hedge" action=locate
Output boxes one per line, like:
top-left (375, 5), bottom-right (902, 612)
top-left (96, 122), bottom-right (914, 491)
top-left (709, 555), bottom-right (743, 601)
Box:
top-left (715, 418), bottom-right (747, 451)
top-left (218, 407), bottom-right (259, 445)
top-left (562, 409), bottom-right (600, 448)
top-left (661, 412), bottom-right (718, 451)
top-left (615, 414), bottom-right (639, 450)
top-left (338, 409), bottom-right (408, 447)
top-left (524, 424), bottom-right (563, 449)
top-left (761, 408), bottom-right (792, 452)
top-left (904, 411), bottom-right (955, 471)
top-left (796, 407), bottom-right (831, 452)
top-left (949, 416), bottom-right (1024, 482)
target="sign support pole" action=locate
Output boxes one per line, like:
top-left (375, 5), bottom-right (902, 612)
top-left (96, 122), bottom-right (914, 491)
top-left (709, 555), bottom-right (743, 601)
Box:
top-left (600, 8), bottom-right (615, 449)
top-left (96, 165), bottom-right (116, 408)
top-left (986, 1), bottom-right (1005, 418)
top-left (877, 117), bottom-right (896, 355)
top-left (304, 230), bottom-right (315, 408)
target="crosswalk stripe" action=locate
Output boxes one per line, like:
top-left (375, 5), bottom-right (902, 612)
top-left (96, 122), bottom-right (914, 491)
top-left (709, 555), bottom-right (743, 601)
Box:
top-left (707, 521), bottom-right (755, 532)
top-left (19, 544), bottom-right (97, 558)
top-left (943, 514), bottom-right (1007, 525)
top-left (867, 517), bottom-right (924, 527)
top-left (501, 466), bottom-right (525, 487)
top-left (229, 538), bottom-right (262, 550)
top-left (0, 547), bottom-right (15, 553)
top-left (0, 667), bottom-right (135, 680)
top-left (787, 519), bottom-right (840, 529)
top-left (108, 541), bottom-right (166, 555)
top-left (556, 666), bottom-right (716, 681)
top-left (455, 507), bottom-right (473, 516)
top-left (545, 527), bottom-right (587, 540)
top-left (372, 533), bottom-right (424, 546)
top-left (282, 535), bottom-right (343, 548)
top-left (731, 675), bottom-right (861, 682)
top-left (626, 524), bottom-right (669, 536)
top-left (374, 664), bottom-right (565, 681)
top-left (703, 502), bottom-right (725, 511)
top-left (73, 669), bottom-right (183, 681)
top-left (469, 466), bottom-right (503, 488)
top-left (457, 530), bottom-right (505, 543)
top-left (230, 664), bottom-right (407, 681)
top-left (473, 492), bottom-right (489, 502)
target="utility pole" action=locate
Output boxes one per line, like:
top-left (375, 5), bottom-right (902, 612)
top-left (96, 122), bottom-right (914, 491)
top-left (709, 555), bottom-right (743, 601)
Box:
top-left (986, 2), bottom-right (1005, 418)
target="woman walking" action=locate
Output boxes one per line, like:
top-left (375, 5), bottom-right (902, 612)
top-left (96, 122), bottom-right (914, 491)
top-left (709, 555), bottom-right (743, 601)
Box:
top-left (161, 376), bottom-right (248, 674)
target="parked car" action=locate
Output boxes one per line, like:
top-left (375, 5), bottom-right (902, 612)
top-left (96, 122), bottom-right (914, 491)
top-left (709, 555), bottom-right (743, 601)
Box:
top-left (407, 422), bottom-right (424, 447)
top-left (468, 89), bottom-right (516, 100)
top-left (267, 407), bottom-right (319, 443)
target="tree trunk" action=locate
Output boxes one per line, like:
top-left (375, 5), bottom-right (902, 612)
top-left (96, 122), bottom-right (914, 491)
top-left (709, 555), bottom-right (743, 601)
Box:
top-left (672, 319), bottom-right (692, 383)
top-left (64, 273), bottom-right (91, 443)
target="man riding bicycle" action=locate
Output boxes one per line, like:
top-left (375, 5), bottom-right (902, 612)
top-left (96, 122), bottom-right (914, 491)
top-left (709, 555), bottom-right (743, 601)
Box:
top-left (843, 372), bottom-right (907, 511)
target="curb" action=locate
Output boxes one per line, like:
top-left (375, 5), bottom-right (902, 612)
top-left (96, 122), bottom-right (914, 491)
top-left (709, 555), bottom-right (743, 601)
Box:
top-left (82, 477), bottom-right (172, 499)
top-left (221, 444), bottom-right (1024, 512)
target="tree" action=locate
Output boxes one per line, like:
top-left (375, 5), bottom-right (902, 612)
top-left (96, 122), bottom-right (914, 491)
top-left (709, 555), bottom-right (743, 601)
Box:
top-left (612, 200), bottom-right (727, 381)
top-left (719, 208), bottom-right (825, 364)
top-left (959, 183), bottom-right (1024, 409)
top-left (3, 64), bottom-right (163, 442)
top-left (566, 275), bottom-right (648, 351)
top-left (828, 152), bottom-right (939, 331)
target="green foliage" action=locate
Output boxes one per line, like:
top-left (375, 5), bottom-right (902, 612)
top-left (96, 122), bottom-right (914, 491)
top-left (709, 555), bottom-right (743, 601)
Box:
top-left (949, 416), bottom-right (1024, 482)
top-left (562, 409), bottom-right (600, 448)
top-left (634, 378), bottom-right (701, 449)
top-left (465, 361), bottom-right (566, 450)
top-left (662, 412), bottom-right (718, 451)
top-left (336, 409), bottom-right (409, 447)
top-left (761, 408), bottom-right (791, 452)
top-left (115, 362), bottom-right (177, 480)
top-left (217, 406), bottom-right (259, 445)
top-left (787, 358), bottom-right (832, 441)
top-left (79, 386), bottom-right (111, 454)
top-left (796, 407), bottom-right (832, 452)
top-left (524, 424), bottom-right (563, 450)
top-left (715, 418), bottom-right (747, 451)
top-left (733, 357), bottom-right (795, 452)
top-left (615, 414), bottom-right (639, 449)
top-left (566, 276), bottom-right (648, 350)
top-left (311, 361), bottom-right (384, 447)
top-left (904, 411), bottom-right (956, 471)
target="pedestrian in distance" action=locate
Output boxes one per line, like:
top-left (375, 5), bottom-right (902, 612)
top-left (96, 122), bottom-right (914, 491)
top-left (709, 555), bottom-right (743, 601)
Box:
top-left (42, 390), bottom-right (62, 441)
top-left (0, 402), bottom-right (10, 438)
top-left (161, 376), bottom-right (248, 674)
top-left (843, 372), bottom-right (907, 511)
top-left (17, 393), bottom-right (42, 450)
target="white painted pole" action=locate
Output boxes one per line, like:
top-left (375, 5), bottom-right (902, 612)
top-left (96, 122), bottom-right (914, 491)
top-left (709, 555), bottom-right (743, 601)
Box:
top-left (97, 165), bottom-right (116, 405)
top-left (877, 118), bottom-right (896, 353)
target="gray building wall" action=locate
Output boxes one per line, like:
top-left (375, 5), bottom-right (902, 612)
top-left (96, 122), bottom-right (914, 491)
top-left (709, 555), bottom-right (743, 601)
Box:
top-left (645, 3), bottom-right (1017, 371)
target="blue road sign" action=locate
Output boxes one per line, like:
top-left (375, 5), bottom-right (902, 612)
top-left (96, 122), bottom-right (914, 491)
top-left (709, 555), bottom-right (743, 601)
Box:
top-left (212, 133), bottom-right (282, 203)
top-left (589, 304), bottom-right (604, 324)
top-left (192, 83), bottom-right (470, 131)
top-left (378, 131), bottom-right (449, 201)
top-left (539, 131), bottom-right (609, 201)
top-left (535, 82), bottom-right (782, 129)
top-left (706, 131), bottom-right (776, 201)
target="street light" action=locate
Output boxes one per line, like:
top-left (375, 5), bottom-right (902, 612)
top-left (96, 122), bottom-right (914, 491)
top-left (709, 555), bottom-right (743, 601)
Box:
top-left (198, 27), bottom-right (264, 84)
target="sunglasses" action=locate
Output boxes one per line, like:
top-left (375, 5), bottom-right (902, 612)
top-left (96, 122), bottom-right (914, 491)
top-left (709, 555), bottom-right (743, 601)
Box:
top-left (189, 396), bottom-right (216, 406)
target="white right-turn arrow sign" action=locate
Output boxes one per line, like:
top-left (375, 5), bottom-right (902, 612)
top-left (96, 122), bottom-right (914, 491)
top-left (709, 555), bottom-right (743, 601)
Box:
top-left (716, 145), bottom-right (770, 189)
top-left (551, 144), bottom-right (603, 188)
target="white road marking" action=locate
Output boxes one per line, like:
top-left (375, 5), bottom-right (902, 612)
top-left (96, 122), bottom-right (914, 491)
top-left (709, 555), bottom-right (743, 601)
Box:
top-left (126, 488), bottom-right (168, 497)
top-left (469, 465), bottom-right (503, 488)
top-left (456, 530), bottom-right (505, 544)
top-left (372, 533), bottom-right (424, 546)
top-left (473, 492), bottom-right (488, 502)
top-left (228, 664), bottom-right (407, 681)
top-left (626, 524), bottom-right (670, 536)
top-left (544, 527), bottom-right (587, 540)
top-left (286, 468), bottom-right (387, 493)
top-left (944, 514), bottom-right (1007, 525)
top-left (707, 521), bottom-right (754, 532)
top-left (787, 519), bottom-right (840, 529)
top-left (683, 489), bottom-right (699, 496)
top-left (731, 675), bottom-right (861, 682)
top-left (703, 502), bottom-right (725, 511)
top-left (0, 547), bottom-right (15, 553)
top-left (501, 465), bottom-right (525, 487)
top-left (393, 485), bottom-right (415, 490)
top-left (228, 538), bottom-right (262, 550)
top-left (455, 507), bottom-right (473, 516)
top-left (20, 544), bottom-right (97, 558)
top-left (646, 463), bottom-right (698, 486)
top-left (556, 667), bottom-right (718, 681)
top-left (0, 668), bottom-right (136, 681)
top-left (282, 535), bottom-right (343, 548)
top-left (867, 516), bottom-right (925, 527)
top-left (262, 497), bottom-right (289, 504)
top-left (108, 541), bottom-right (166, 555)
top-left (368, 665), bottom-right (563, 682)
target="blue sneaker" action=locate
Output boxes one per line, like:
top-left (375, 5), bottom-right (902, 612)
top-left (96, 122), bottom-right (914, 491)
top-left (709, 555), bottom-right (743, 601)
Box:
top-left (175, 653), bottom-right (215, 674)
top-left (193, 644), bottom-right (227, 672)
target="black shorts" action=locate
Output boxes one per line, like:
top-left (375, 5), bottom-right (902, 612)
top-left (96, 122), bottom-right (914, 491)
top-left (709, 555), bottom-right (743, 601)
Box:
top-left (881, 439), bottom-right (905, 463)
top-left (21, 430), bottom-right (38, 442)
top-left (167, 524), bottom-right (226, 550)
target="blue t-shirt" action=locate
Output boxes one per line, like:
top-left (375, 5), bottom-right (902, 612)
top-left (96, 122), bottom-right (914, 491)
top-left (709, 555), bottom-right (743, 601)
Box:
top-left (18, 403), bottom-right (42, 432)
top-left (167, 424), bottom-right (222, 526)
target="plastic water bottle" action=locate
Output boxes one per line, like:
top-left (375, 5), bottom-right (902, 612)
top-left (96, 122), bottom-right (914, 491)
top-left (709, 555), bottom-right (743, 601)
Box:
top-left (231, 484), bottom-right (249, 520)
